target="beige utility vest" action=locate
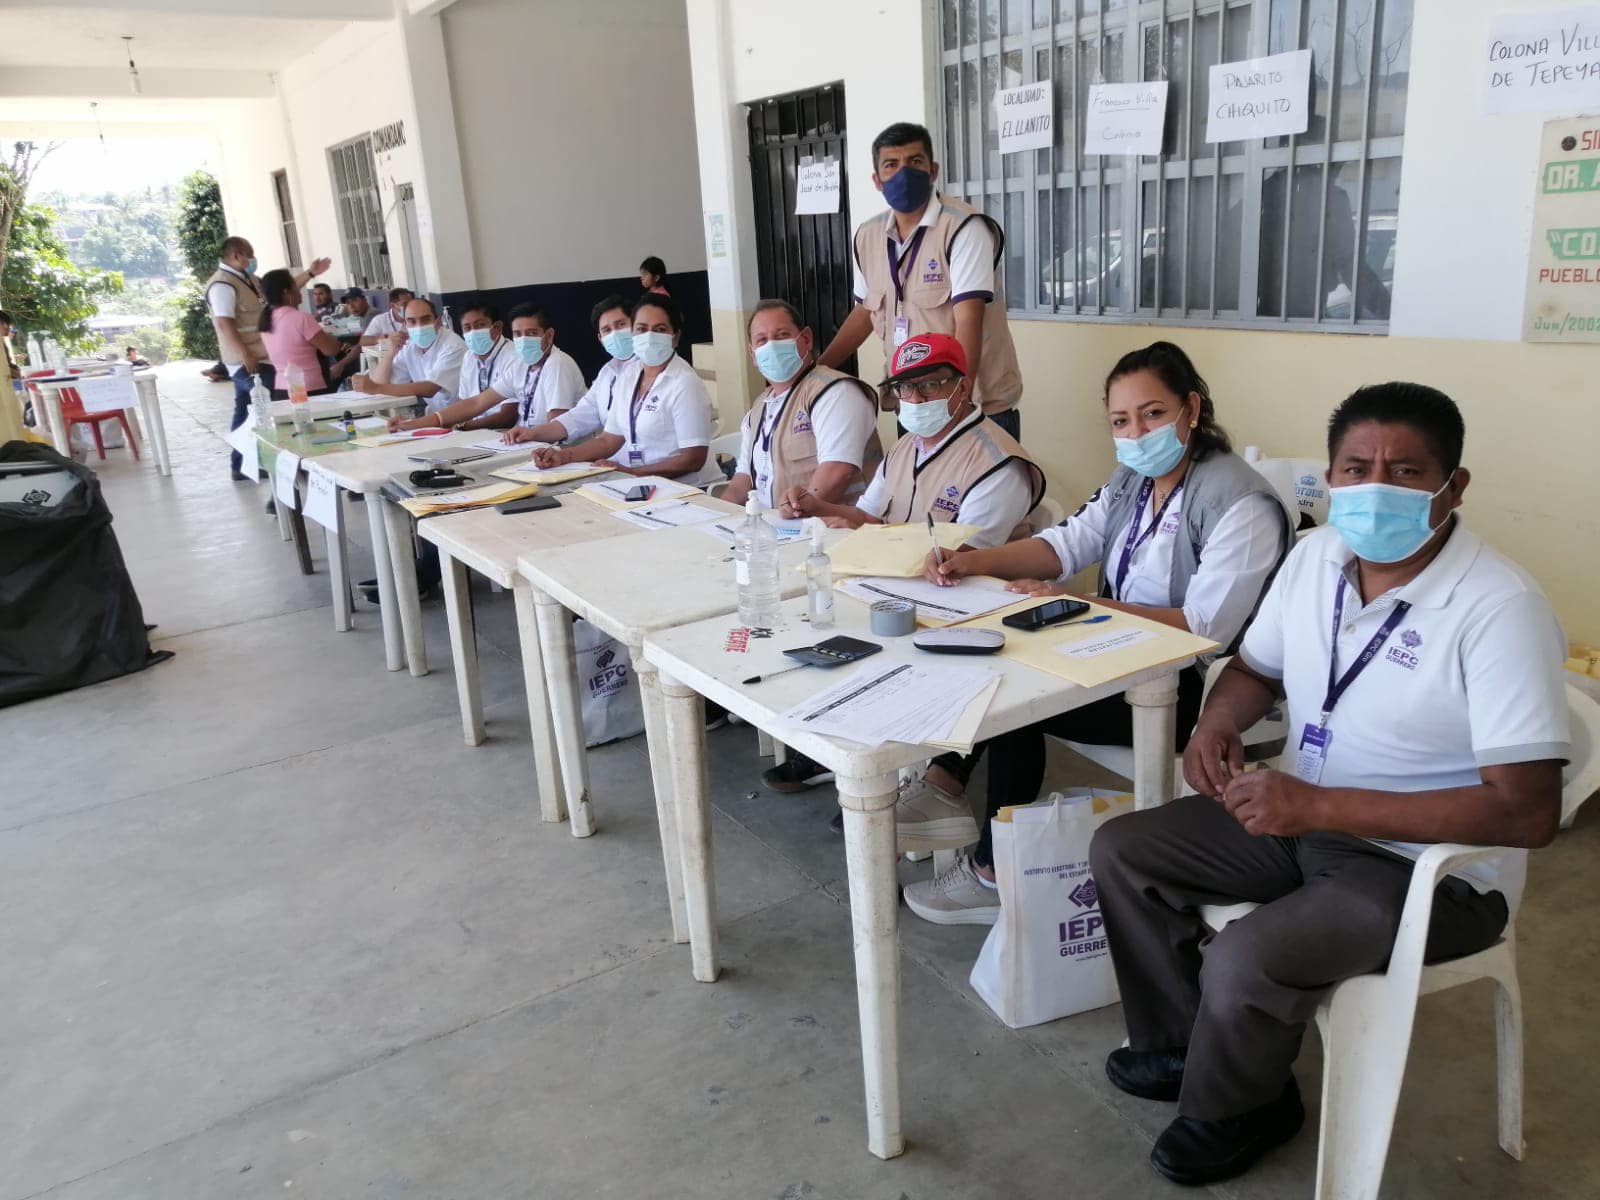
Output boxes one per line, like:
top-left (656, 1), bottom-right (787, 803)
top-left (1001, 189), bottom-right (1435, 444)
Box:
top-left (879, 409), bottom-right (1046, 542)
top-left (205, 267), bottom-right (267, 360)
top-left (854, 195), bottom-right (1023, 415)
top-left (754, 363), bottom-right (884, 498)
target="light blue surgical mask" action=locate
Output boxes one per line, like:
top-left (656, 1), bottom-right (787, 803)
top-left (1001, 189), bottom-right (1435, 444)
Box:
top-left (409, 324), bottom-right (438, 350)
top-left (1328, 477), bottom-right (1454, 564)
top-left (754, 338), bottom-right (804, 384)
top-left (464, 328), bottom-right (494, 356)
top-left (634, 330), bottom-right (675, 367)
top-left (601, 329), bottom-right (634, 360)
top-left (513, 335), bottom-right (545, 365)
top-left (246, 257), bottom-right (258, 275)
top-left (1113, 421), bottom-right (1188, 478)
top-left (898, 396), bottom-right (951, 438)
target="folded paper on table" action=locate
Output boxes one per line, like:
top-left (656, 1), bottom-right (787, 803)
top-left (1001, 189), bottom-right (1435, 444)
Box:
top-left (302, 465), bottom-right (339, 529)
top-left (273, 449), bottom-right (302, 510)
top-left (837, 574), bottom-right (1017, 625)
top-left (694, 512), bottom-right (809, 548)
top-left (780, 658), bottom-right (999, 748)
top-left (398, 480), bottom-right (540, 517)
top-left (491, 462), bottom-right (613, 486)
top-left (825, 522), bottom-right (980, 577)
top-left (463, 435), bottom-right (539, 454)
top-left (351, 416), bottom-right (389, 430)
top-left (578, 475), bottom-right (701, 510)
top-left (612, 500), bottom-right (726, 531)
top-left (924, 676), bottom-right (1003, 754)
top-left (966, 599), bottom-right (1216, 687)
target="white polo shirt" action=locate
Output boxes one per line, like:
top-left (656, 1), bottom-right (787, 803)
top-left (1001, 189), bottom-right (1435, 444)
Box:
top-left (364, 310), bottom-right (404, 339)
top-left (1238, 522), bottom-right (1570, 914)
top-left (856, 411), bottom-right (1033, 549)
top-left (1035, 478), bottom-right (1285, 651)
top-left (455, 336), bottom-right (517, 407)
top-left (599, 355), bottom-right (718, 485)
top-left (498, 344), bottom-right (585, 428)
top-left (389, 327), bottom-right (468, 415)
top-left (735, 373), bottom-right (877, 507)
top-left (557, 357), bottom-right (631, 441)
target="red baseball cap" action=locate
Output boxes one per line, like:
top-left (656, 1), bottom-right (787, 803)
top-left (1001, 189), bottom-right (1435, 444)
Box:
top-left (881, 332), bottom-right (968, 384)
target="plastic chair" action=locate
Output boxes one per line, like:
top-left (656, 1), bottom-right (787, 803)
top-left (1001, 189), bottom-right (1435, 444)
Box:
top-left (705, 431), bottom-right (743, 498)
top-left (1195, 683), bottom-right (1597, 1200)
top-left (1248, 453), bottom-right (1329, 528)
top-left (33, 376), bottom-right (140, 462)
top-left (1036, 494), bottom-right (1066, 528)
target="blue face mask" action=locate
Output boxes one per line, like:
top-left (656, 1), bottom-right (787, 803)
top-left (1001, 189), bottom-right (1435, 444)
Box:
top-left (881, 164), bottom-right (933, 214)
top-left (1328, 478), bottom-right (1453, 564)
top-left (1113, 421), bottom-right (1188, 478)
top-left (601, 329), bottom-right (634, 360)
top-left (463, 328), bottom-right (494, 356)
top-left (409, 324), bottom-right (438, 350)
top-left (246, 258), bottom-right (258, 275)
top-left (634, 330), bottom-right (675, 367)
top-left (513, 335), bottom-right (545, 365)
top-left (754, 338), bottom-right (804, 384)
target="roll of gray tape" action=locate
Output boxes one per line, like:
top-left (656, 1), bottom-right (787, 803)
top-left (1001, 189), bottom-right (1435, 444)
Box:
top-left (869, 599), bottom-right (916, 637)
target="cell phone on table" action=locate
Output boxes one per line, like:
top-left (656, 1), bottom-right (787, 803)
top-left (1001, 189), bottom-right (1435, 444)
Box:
top-left (495, 494), bottom-right (561, 515)
top-left (1001, 597), bottom-right (1090, 631)
top-left (624, 484), bottom-right (654, 502)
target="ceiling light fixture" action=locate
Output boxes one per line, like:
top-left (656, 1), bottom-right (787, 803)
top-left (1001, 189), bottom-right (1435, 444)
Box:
top-left (122, 36), bottom-right (142, 96)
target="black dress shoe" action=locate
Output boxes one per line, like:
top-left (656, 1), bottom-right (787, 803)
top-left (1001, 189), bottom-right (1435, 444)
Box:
top-left (1106, 1045), bottom-right (1187, 1101)
top-left (1149, 1079), bottom-right (1305, 1187)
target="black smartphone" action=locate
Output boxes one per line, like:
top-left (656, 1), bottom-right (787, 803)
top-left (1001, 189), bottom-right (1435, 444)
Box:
top-left (495, 494), bottom-right (562, 515)
top-left (624, 483), bottom-right (654, 502)
top-left (782, 635), bottom-right (883, 668)
top-left (1001, 597), bottom-right (1090, 631)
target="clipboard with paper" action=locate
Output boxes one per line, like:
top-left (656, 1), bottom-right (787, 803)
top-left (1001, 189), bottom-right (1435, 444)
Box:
top-left (825, 522), bottom-right (980, 577)
top-left (966, 597), bottom-right (1217, 688)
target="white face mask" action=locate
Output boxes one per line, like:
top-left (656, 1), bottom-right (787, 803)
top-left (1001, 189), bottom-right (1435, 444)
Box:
top-left (634, 330), bottom-right (676, 367)
top-left (898, 396), bottom-right (952, 438)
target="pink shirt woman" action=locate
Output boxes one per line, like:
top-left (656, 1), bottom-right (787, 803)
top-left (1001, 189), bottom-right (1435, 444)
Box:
top-left (257, 268), bottom-right (355, 396)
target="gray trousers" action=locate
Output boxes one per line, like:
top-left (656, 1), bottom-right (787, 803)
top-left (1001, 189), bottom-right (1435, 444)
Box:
top-left (1089, 794), bottom-right (1509, 1120)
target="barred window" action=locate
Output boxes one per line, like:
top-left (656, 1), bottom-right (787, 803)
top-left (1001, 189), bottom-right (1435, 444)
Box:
top-left (327, 134), bottom-right (391, 290)
top-left (939, 0), bottom-right (1413, 330)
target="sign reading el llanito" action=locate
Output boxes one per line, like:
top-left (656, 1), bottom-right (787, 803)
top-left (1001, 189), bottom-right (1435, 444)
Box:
top-left (1525, 116), bottom-right (1600, 342)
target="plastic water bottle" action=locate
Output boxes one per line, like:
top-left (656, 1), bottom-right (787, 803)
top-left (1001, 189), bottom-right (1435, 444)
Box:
top-left (806, 518), bottom-right (834, 630)
top-left (735, 495), bottom-right (781, 630)
top-left (250, 373), bottom-right (273, 431)
top-left (287, 364), bottom-right (312, 434)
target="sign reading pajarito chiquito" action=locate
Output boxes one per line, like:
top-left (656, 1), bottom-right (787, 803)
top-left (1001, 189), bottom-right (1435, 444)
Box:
top-left (1525, 115), bottom-right (1600, 343)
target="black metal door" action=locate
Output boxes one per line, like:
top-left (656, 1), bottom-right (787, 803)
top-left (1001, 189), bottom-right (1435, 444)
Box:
top-left (746, 83), bottom-right (852, 354)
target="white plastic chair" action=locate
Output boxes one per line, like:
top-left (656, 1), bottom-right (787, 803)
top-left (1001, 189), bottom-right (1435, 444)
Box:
top-left (1248, 454), bottom-right (1330, 529)
top-left (704, 431), bottom-right (742, 499)
top-left (1196, 683), bottom-right (1597, 1200)
top-left (1036, 494), bottom-right (1066, 528)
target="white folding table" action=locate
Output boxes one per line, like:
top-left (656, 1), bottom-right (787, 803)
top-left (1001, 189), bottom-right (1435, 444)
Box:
top-left (29, 372), bottom-right (172, 477)
top-left (263, 391), bottom-right (408, 425)
top-left (642, 593), bottom-right (1192, 1160)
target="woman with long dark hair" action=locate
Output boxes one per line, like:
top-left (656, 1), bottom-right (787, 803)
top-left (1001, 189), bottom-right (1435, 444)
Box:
top-left (898, 341), bottom-right (1296, 925)
top-left (257, 268), bottom-right (358, 398)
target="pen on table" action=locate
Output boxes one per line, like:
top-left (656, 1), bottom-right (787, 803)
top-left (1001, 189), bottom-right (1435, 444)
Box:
top-left (926, 513), bottom-right (944, 569)
top-left (1062, 614), bottom-right (1113, 628)
top-left (741, 661), bottom-right (810, 685)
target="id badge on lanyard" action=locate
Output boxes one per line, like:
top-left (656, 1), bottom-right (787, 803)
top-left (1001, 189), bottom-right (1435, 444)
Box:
top-left (889, 226), bottom-right (927, 350)
top-left (628, 379), bottom-right (650, 465)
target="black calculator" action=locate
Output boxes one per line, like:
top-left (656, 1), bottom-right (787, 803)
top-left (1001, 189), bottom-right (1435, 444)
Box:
top-left (781, 636), bottom-right (883, 669)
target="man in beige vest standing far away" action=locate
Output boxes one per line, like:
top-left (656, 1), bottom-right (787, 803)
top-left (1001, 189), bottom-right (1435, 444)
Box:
top-left (819, 121), bottom-right (1024, 440)
top-left (206, 235), bottom-right (330, 480)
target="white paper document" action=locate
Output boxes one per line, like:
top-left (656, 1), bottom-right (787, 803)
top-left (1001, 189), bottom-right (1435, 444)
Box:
top-left (612, 500), bottom-right (725, 531)
top-left (578, 476), bottom-right (700, 507)
top-left (464, 435), bottom-right (538, 453)
top-left (352, 416), bottom-right (389, 430)
top-left (74, 373), bottom-right (139, 415)
top-left (224, 422), bottom-right (260, 481)
top-left (694, 512), bottom-right (810, 548)
top-left (1083, 81), bottom-right (1169, 156)
top-left (996, 82), bottom-right (1054, 153)
top-left (274, 449), bottom-right (302, 511)
top-left (795, 157), bottom-right (842, 215)
top-left (1206, 49), bottom-right (1311, 142)
top-left (838, 575), bottom-right (1018, 624)
top-left (782, 659), bottom-right (1000, 748)
top-left (1484, 5), bottom-right (1600, 114)
top-left (1057, 627), bottom-right (1156, 659)
top-left (302, 465), bottom-right (339, 530)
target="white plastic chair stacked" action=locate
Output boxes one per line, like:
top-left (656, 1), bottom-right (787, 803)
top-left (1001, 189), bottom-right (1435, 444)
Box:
top-left (1197, 683), bottom-right (1600, 1199)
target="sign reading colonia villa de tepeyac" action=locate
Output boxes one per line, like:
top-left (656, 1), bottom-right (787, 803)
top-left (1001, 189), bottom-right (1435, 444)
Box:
top-left (1525, 115), bottom-right (1600, 343)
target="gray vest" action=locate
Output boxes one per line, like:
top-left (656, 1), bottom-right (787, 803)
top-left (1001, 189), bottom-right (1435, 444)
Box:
top-left (1095, 451), bottom-right (1293, 652)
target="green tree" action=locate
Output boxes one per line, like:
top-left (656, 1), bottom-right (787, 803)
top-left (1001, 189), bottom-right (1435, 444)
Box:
top-left (2, 203), bottom-right (122, 357)
top-left (175, 170), bottom-right (226, 281)
top-left (78, 221), bottom-right (170, 276)
top-left (168, 282), bottom-right (219, 360)
top-left (0, 140), bottom-right (60, 292)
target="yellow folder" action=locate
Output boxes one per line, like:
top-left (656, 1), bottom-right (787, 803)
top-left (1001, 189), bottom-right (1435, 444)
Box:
top-left (968, 598), bottom-right (1219, 689)
top-left (398, 480), bottom-right (540, 517)
top-left (826, 522), bottom-right (981, 578)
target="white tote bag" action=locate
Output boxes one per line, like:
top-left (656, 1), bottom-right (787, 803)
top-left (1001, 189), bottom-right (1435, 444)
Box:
top-left (573, 618), bottom-right (645, 747)
top-left (969, 788), bottom-right (1133, 1029)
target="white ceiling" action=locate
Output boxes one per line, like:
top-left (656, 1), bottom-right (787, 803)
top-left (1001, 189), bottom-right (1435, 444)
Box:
top-left (0, 6), bottom-right (348, 70)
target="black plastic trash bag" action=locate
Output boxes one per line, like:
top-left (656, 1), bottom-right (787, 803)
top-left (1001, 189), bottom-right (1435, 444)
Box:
top-left (0, 440), bottom-right (171, 707)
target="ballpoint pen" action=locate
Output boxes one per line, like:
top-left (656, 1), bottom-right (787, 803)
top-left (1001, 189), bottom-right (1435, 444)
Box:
top-left (926, 513), bottom-right (944, 568)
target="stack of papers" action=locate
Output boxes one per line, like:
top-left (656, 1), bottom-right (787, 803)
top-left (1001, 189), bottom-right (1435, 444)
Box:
top-left (397, 480), bottom-right (540, 517)
top-left (611, 500), bottom-right (726, 531)
top-left (693, 512), bottom-right (810, 548)
top-left (781, 659), bottom-right (1000, 750)
top-left (461, 435), bottom-right (540, 454)
top-left (351, 428), bottom-right (451, 448)
top-left (826, 522), bottom-right (980, 577)
top-left (578, 476), bottom-right (701, 510)
top-left (837, 575), bottom-right (1019, 625)
top-left (491, 461), bottom-right (613, 486)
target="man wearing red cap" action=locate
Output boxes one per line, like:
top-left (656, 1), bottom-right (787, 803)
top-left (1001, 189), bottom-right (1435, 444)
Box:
top-left (766, 332), bottom-right (1046, 796)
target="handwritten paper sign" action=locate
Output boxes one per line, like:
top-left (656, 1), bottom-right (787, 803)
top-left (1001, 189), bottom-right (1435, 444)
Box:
top-left (1207, 49), bottom-right (1312, 142)
top-left (795, 157), bottom-right (842, 215)
top-left (1524, 116), bottom-right (1600, 341)
top-left (274, 448), bottom-right (302, 511)
top-left (706, 212), bottom-right (728, 259)
top-left (303, 464), bottom-right (340, 529)
top-left (224, 422), bottom-right (260, 481)
top-left (1083, 81), bottom-right (1169, 156)
top-left (996, 82), bottom-right (1053, 153)
top-left (1485, 5), bottom-right (1600, 114)
top-left (75, 373), bottom-right (138, 415)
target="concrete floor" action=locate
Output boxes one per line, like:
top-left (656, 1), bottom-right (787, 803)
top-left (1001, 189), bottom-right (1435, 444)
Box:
top-left (5, 362), bottom-right (1599, 1200)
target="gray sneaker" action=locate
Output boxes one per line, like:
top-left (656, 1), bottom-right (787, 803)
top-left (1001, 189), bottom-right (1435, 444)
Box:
top-left (903, 851), bottom-right (1000, 926)
top-left (894, 775), bottom-right (979, 853)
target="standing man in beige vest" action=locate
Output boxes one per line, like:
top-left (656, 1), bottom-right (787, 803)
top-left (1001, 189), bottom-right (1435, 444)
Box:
top-left (206, 235), bottom-right (329, 479)
top-left (818, 121), bottom-right (1024, 439)
top-left (722, 299), bottom-right (883, 510)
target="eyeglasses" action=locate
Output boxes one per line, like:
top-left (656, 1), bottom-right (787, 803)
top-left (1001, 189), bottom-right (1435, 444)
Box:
top-left (888, 375), bottom-right (958, 401)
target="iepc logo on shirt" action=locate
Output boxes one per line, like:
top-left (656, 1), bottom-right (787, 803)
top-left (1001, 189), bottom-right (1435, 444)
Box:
top-left (1386, 628), bottom-right (1423, 671)
top-left (932, 483), bottom-right (962, 516)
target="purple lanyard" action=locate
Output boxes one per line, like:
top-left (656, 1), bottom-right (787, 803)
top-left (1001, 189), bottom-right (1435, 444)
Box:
top-left (628, 374), bottom-right (653, 450)
top-left (888, 226), bottom-right (929, 310)
top-left (516, 360), bottom-right (544, 424)
top-left (757, 392), bottom-right (786, 454)
top-left (1321, 577), bottom-right (1411, 726)
top-left (478, 339), bottom-right (507, 392)
top-left (1113, 476), bottom-right (1184, 599)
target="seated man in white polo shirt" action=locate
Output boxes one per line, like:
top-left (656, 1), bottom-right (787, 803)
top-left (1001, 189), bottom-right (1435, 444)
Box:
top-left (353, 297), bottom-right (468, 416)
top-left (1088, 382), bottom-right (1570, 1188)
